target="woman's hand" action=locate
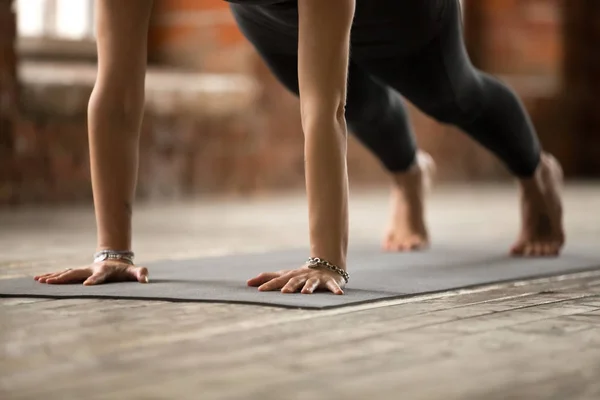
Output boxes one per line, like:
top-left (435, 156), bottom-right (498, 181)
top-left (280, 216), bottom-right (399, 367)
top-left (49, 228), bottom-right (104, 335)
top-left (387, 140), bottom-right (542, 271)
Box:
top-left (247, 266), bottom-right (345, 295)
top-left (34, 261), bottom-right (149, 286)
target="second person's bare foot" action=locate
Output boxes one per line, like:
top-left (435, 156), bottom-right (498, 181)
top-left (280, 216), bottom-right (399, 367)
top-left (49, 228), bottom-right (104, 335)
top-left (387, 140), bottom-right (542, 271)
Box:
top-left (511, 153), bottom-right (565, 257)
top-left (382, 151), bottom-right (435, 252)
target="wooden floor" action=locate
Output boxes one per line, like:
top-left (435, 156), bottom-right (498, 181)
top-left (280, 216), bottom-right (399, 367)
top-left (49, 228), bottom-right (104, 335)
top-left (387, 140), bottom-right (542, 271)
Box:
top-left (1, 184), bottom-right (599, 400)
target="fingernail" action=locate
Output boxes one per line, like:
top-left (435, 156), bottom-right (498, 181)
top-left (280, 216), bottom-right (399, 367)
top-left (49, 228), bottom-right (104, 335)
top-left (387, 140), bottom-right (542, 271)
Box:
top-left (142, 276), bottom-right (149, 283)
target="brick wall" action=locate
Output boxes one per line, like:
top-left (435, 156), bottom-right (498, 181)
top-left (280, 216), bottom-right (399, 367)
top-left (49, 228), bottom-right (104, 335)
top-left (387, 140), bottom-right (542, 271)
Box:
top-left (465, 0), bottom-right (562, 75)
top-left (0, 0), bottom-right (18, 202)
top-left (149, 0), bottom-right (250, 73)
top-left (465, 0), bottom-right (600, 177)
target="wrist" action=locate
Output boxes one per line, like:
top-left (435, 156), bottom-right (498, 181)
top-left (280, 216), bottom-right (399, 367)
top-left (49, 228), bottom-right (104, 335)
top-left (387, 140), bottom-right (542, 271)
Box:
top-left (309, 245), bottom-right (347, 270)
top-left (308, 213), bottom-right (348, 270)
top-left (94, 249), bottom-right (135, 265)
top-left (95, 211), bottom-right (132, 254)
top-left (97, 237), bottom-right (131, 253)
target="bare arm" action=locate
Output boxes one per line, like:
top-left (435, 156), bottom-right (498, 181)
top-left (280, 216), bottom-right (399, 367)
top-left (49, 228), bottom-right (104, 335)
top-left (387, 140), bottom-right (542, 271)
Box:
top-left (248, 0), bottom-right (355, 294)
top-left (90, 0), bottom-right (152, 253)
top-left (298, 0), bottom-right (355, 271)
top-left (35, 0), bottom-right (152, 285)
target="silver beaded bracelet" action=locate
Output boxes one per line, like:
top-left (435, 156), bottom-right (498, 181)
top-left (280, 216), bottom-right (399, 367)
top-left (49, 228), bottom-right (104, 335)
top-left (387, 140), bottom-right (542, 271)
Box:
top-left (307, 257), bottom-right (349, 284)
top-left (94, 250), bottom-right (135, 265)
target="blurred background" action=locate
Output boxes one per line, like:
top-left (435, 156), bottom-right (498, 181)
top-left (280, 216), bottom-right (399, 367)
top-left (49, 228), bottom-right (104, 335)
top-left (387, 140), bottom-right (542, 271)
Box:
top-left (0, 0), bottom-right (598, 206)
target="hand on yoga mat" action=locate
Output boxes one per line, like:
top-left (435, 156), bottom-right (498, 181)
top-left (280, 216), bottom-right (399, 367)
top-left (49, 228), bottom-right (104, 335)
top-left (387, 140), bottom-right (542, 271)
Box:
top-left (34, 261), bottom-right (149, 286)
top-left (247, 266), bottom-right (345, 295)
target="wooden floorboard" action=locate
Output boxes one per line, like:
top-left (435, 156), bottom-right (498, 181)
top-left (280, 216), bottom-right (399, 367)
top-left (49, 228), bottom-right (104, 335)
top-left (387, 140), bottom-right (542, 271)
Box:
top-left (1, 185), bottom-right (600, 399)
top-left (3, 274), bottom-right (600, 399)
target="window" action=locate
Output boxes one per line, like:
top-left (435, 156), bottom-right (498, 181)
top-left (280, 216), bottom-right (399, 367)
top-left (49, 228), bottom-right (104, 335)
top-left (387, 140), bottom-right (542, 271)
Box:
top-left (15, 0), bottom-right (96, 59)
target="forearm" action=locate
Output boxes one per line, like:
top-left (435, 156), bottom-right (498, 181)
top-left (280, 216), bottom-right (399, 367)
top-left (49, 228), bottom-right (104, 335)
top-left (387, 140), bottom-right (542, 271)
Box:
top-left (88, 0), bottom-right (152, 252)
top-left (303, 114), bottom-right (349, 269)
top-left (88, 79), bottom-right (144, 252)
top-left (298, 0), bottom-right (355, 270)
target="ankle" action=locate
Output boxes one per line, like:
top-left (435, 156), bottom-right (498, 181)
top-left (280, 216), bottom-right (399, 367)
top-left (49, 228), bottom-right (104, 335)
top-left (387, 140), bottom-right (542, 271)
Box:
top-left (518, 173), bottom-right (543, 198)
top-left (518, 153), bottom-right (551, 192)
top-left (393, 164), bottom-right (421, 183)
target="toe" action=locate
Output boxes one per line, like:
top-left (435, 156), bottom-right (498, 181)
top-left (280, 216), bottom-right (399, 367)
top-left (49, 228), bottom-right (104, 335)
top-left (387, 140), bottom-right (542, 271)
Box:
top-left (549, 241), bottom-right (562, 256)
top-left (382, 234), bottom-right (429, 253)
top-left (407, 242), bottom-right (419, 251)
top-left (412, 237), bottom-right (428, 251)
top-left (391, 240), bottom-right (405, 252)
top-left (511, 240), bottom-right (526, 256)
top-left (523, 244), bottom-right (535, 256)
top-left (381, 235), bottom-right (394, 251)
top-left (543, 242), bottom-right (562, 257)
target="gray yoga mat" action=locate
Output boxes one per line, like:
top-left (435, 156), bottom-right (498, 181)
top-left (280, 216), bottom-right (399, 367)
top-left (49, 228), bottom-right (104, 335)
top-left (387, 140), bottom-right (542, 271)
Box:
top-left (1, 244), bottom-right (599, 309)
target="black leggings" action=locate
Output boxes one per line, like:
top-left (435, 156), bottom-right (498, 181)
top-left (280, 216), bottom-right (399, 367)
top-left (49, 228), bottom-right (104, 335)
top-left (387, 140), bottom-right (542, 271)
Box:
top-left (229, 0), bottom-right (541, 176)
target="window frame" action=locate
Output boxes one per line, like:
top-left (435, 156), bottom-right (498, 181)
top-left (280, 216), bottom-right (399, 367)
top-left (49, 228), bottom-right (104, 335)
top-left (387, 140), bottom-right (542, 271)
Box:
top-left (16, 0), bottom-right (97, 61)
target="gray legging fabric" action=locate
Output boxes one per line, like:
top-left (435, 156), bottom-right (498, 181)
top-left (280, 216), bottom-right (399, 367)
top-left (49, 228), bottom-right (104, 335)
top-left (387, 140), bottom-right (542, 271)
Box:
top-left (228, 0), bottom-right (541, 176)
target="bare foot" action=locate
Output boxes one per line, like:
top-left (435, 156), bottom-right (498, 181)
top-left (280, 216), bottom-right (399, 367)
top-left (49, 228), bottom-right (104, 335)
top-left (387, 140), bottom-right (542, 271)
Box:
top-left (382, 151), bottom-right (435, 252)
top-left (511, 153), bottom-right (565, 257)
